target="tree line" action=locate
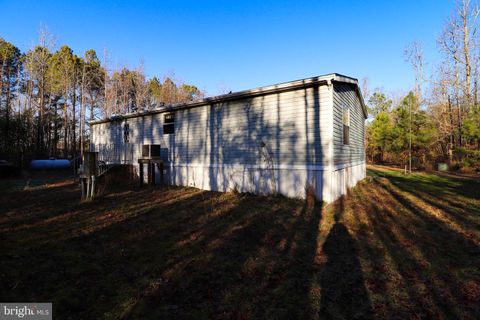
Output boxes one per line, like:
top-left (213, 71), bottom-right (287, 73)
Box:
top-left (0, 27), bottom-right (203, 166)
top-left (366, 0), bottom-right (480, 172)
top-left (3, 1), bottom-right (480, 173)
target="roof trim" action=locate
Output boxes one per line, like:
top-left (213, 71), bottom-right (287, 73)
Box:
top-left (331, 75), bottom-right (368, 119)
top-left (91, 73), bottom-right (367, 124)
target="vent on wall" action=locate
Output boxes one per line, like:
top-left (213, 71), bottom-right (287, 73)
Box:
top-left (142, 144), bottom-right (161, 159)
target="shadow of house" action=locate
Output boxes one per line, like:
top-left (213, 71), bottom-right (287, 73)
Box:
top-left (318, 197), bottom-right (373, 319)
top-left (319, 222), bottom-right (373, 319)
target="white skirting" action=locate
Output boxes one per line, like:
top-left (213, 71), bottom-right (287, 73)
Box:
top-left (329, 162), bottom-right (366, 202)
top-left (148, 161), bottom-right (365, 203)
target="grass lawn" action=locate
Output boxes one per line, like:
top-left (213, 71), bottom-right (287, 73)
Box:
top-left (0, 166), bottom-right (479, 319)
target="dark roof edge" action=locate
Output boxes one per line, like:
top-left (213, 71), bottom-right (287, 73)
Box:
top-left (91, 73), bottom-right (366, 125)
top-left (330, 76), bottom-right (368, 119)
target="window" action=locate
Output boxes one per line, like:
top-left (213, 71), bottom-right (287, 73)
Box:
top-left (163, 113), bottom-right (175, 135)
top-left (343, 104), bottom-right (350, 145)
top-left (123, 122), bottom-right (130, 143)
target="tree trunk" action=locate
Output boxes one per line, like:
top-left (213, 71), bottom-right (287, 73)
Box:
top-left (90, 95), bottom-right (94, 122)
top-left (474, 78), bottom-right (478, 106)
top-left (448, 96), bottom-right (456, 151)
top-left (458, 106), bottom-right (463, 147)
top-left (0, 60), bottom-right (4, 154)
top-left (72, 83), bottom-right (77, 158)
top-left (462, 0), bottom-right (472, 109)
top-left (37, 77), bottom-right (46, 156)
top-left (64, 88), bottom-right (69, 158)
top-left (46, 97), bottom-right (51, 157)
top-left (80, 65), bottom-right (85, 158)
top-left (54, 102), bottom-right (58, 156)
top-left (5, 67), bottom-right (11, 154)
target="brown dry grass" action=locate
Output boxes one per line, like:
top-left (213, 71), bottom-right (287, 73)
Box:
top-left (0, 166), bottom-right (478, 319)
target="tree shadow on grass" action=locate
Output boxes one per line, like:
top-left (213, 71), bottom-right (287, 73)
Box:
top-left (356, 177), bottom-right (480, 319)
top-left (10, 168), bottom-right (478, 319)
top-left (125, 195), bottom-right (325, 320)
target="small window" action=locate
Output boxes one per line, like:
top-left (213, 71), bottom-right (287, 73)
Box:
top-left (123, 122), bottom-right (130, 143)
top-left (163, 113), bottom-right (174, 135)
top-left (343, 104), bottom-right (350, 145)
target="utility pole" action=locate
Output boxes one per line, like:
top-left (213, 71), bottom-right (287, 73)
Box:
top-left (409, 94), bottom-right (412, 174)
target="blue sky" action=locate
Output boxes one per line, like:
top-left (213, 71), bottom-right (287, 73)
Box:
top-left (0, 0), bottom-right (454, 96)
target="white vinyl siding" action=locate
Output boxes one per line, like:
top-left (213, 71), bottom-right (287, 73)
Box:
top-left (92, 85), bottom-right (332, 168)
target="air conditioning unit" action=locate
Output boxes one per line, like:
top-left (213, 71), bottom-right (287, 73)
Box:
top-left (142, 144), bottom-right (161, 159)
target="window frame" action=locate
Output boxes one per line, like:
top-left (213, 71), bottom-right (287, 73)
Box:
top-left (163, 113), bottom-right (175, 135)
top-left (342, 104), bottom-right (350, 145)
top-left (123, 121), bottom-right (130, 143)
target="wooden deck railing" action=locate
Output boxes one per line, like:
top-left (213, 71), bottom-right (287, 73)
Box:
top-left (93, 143), bottom-right (135, 164)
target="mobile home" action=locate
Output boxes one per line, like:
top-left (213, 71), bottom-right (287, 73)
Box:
top-left (90, 73), bottom-right (367, 202)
